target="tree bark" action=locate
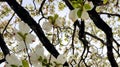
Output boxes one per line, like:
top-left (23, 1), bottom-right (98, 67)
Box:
top-left (0, 34), bottom-right (10, 56)
top-left (88, 8), bottom-right (118, 67)
top-left (63, 0), bottom-right (118, 67)
top-left (0, 34), bottom-right (10, 63)
top-left (5, 0), bottom-right (59, 58)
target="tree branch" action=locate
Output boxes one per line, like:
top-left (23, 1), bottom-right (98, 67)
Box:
top-left (38, 0), bottom-right (46, 17)
top-left (98, 12), bottom-right (120, 17)
top-left (87, 7), bottom-right (118, 67)
top-left (63, 0), bottom-right (118, 66)
top-left (2, 13), bottom-right (15, 35)
top-left (0, 34), bottom-right (10, 63)
top-left (5, 0), bottom-right (59, 58)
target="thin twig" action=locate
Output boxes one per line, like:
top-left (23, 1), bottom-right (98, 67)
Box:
top-left (2, 13), bottom-right (15, 35)
top-left (71, 21), bottom-right (77, 55)
top-left (113, 38), bottom-right (120, 46)
top-left (32, 0), bottom-right (36, 10)
top-left (38, 0), bottom-right (46, 17)
top-left (23, 40), bottom-right (32, 67)
top-left (85, 32), bottom-right (105, 44)
top-left (98, 12), bottom-right (120, 17)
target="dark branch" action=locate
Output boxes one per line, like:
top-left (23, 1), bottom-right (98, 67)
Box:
top-left (88, 7), bottom-right (118, 67)
top-left (38, 0), bottom-right (46, 17)
top-left (0, 34), bottom-right (10, 63)
top-left (98, 12), bottom-right (120, 17)
top-left (0, 0), bottom-right (5, 2)
top-left (88, 0), bottom-right (103, 6)
top-left (63, 0), bottom-right (118, 66)
top-left (5, 0), bottom-right (59, 58)
top-left (0, 58), bottom-right (6, 63)
top-left (2, 13), bottom-right (15, 35)
top-left (76, 20), bottom-right (89, 67)
top-left (63, 0), bottom-right (74, 10)
top-left (71, 20), bottom-right (78, 55)
top-left (85, 32), bottom-right (105, 44)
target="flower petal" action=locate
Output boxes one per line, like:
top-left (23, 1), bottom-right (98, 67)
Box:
top-left (81, 8), bottom-right (89, 20)
top-left (35, 45), bottom-right (44, 58)
top-left (57, 54), bottom-right (66, 64)
top-left (19, 22), bottom-right (30, 33)
top-left (55, 17), bottom-right (65, 27)
top-left (69, 8), bottom-right (78, 22)
top-left (26, 34), bottom-right (36, 44)
top-left (42, 20), bottom-right (53, 32)
top-left (6, 54), bottom-right (22, 66)
top-left (13, 29), bottom-right (23, 41)
top-left (16, 41), bottom-right (27, 51)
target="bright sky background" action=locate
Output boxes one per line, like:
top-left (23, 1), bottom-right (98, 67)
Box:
top-left (0, 0), bottom-right (120, 66)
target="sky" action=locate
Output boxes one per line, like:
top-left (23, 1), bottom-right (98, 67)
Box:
top-left (0, 0), bottom-right (120, 66)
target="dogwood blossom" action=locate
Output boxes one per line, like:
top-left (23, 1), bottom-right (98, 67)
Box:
top-left (81, 1), bottom-right (94, 20)
top-left (30, 45), bottom-right (45, 66)
top-left (42, 20), bottom-right (53, 32)
top-left (13, 22), bottom-right (35, 49)
top-left (55, 17), bottom-right (65, 27)
top-left (46, 54), bottom-right (66, 67)
top-left (69, 8), bottom-right (79, 22)
top-left (5, 54), bottom-right (22, 66)
top-left (81, 8), bottom-right (90, 20)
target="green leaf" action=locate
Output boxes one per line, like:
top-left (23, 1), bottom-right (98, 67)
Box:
top-left (77, 8), bottom-right (83, 18)
top-left (71, 1), bottom-right (80, 8)
top-left (22, 60), bottom-right (29, 67)
top-left (48, 16), bottom-right (54, 25)
top-left (103, 0), bottom-right (108, 4)
top-left (38, 56), bottom-right (43, 62)
top-left (17, 32), bottom-right (25, 40)
top-left (54, 14), bottom-right (58, 21)
top-left (77, 0), bottom-right (83, 3)
top-left (42, 58), bottom-right (48, 66)
top-left (11, 65), bottom-right (18, 67)
top-left (43, 58), bottom-right (47, 63)
top-left (84, 4), bottom-right (91, 11)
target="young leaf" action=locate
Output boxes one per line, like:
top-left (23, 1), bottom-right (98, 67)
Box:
top-left (17, 32), bottom-right (25, 40)
top-left (77, 8), bottom-right (83, 18)
top-left (54, 14), bottom-right (58, 21)
top-left (48, 16), bottom-right (54, 24)
top-left (71, 1), bottom-right (80, 8)
top-left (22, 60), bottom-right (29, 67)
top-left (77, 0), bottom-right (83, 3)
top-left (84, 4), bottom-right (91, 11)
top-left (11, 65), bottom-right (18, 67)
top-left (103, 0), bottom-right (108, 4)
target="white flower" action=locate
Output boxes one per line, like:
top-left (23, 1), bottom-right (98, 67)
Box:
top-left (19, 22), bottom-right (30, 33)
top-left (13, 29), bottom-right (23, 42)
top-left (33, 63), bottom-right (42, 67)
top-left (80, 1), bottom-right (94, 20)
top-left (56, 54), bottom-right (66, 64)
top-left (69, 8), bottom-right (79, 22)
top-left (6, 54), bottom-right (22, 66)
top-left (35, 45), bottom-right (44, 58)
top-left (30, 52), bottom-right (39, 65)
top-left (85, 1), bottom-right (94, 11)
top-left (81, 8), bottom-right (90, 20)
top-left (46, 54), bottom-right (66, 66)
top-left (4, 63), bottom-right (11, 67)
top-left (25, 33), bottom-right (36, 44)
top-left (30, 45), bottom-right (45, 66)
top-left (55, 17), bottom-right (65, 27)
top-left (42, 20), bottom-right (53, 32)
top-left (16, 41), bottom-right (26, 51)
top-left (13, 22), bottom-right (36, 44)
